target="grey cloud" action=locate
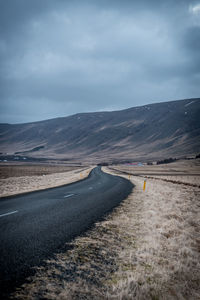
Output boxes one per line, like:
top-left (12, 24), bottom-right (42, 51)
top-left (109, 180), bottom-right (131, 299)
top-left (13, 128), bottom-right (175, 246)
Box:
top-left (179, 25), bottom-right (200, 76)
top-left (0, 0), bottom-right (199, 123)
top-left (182, 25), bottom-right (200, 58)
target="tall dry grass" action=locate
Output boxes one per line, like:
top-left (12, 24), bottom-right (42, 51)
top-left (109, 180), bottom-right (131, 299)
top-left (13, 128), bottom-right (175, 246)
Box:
top-left (104, 168), bottom-right (200, 299)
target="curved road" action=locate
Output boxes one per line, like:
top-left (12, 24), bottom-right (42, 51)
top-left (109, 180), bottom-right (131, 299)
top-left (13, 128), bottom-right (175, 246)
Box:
top-left (0, 166), bottom-right (133, 298)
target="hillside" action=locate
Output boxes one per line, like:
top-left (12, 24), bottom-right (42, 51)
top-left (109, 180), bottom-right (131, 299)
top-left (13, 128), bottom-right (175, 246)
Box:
top-left (0, 98), bottom-right (200, 163)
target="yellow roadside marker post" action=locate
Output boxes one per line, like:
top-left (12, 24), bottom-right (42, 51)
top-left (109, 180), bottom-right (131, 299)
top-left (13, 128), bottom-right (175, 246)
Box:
top-left (128, 174), bottom-right (131, 180)
top-left (143, 179), bottom-right (146, 191)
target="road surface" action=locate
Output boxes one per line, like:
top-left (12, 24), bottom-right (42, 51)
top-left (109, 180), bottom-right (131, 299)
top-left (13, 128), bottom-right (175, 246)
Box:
top-left (0, 166), bottom-right (133, 298)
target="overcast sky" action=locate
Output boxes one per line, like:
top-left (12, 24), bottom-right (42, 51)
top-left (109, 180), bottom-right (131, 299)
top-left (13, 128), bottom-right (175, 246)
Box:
top-left (0, 0), bottom-right (200, 123)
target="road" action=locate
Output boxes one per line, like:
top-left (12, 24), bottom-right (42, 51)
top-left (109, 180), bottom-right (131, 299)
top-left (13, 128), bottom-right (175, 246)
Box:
top-left (0, 166), bottom-right (133, 298)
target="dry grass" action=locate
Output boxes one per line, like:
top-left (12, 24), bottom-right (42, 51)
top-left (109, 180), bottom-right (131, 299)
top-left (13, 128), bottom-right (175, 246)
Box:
top-left (145, 175), bottom-right (200, 187)
top-left (103, 169), bottom-right (200, 299)
top-left (110, 158), bottom-right (200, 176)
top-left (12, 165), bottom-right (200, 299)
top-left (109, 159), bottom-right (200, 188)
top-left (0, 165), bottom-right (93, 198)
top-left (0, 164), bottom-right (83, 179)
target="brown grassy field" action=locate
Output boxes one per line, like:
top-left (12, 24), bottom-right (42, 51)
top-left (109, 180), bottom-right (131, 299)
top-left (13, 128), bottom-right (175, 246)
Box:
top-left (0, 164), bottom-right (84, 179)
top-left (12, 160), bottom-right (200, 299)
top-left (109, 158), bottom-right (200, 176)
top-left (0, 164), bottom-right (92, 198)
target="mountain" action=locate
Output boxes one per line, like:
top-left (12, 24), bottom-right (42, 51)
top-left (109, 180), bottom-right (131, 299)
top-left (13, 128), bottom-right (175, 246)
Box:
top-left (0, 98), bottom-right (200, 163)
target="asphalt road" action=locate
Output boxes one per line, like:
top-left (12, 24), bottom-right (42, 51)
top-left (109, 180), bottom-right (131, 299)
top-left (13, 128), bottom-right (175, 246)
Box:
top-left (0, 166), bottom-right (133, 298)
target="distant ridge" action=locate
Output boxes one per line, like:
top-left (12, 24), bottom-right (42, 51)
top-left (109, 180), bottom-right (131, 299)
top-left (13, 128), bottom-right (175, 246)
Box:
top-left (0, 98), bottom-right (200, 163)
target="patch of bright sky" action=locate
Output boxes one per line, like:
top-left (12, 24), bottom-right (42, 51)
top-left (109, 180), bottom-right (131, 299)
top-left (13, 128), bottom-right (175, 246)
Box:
top-left (189, 3), bottom-right (200, 14)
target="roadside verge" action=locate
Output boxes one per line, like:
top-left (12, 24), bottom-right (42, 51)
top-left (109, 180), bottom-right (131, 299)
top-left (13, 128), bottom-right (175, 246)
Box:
top-left (0, 166), bottom-right (94, 198)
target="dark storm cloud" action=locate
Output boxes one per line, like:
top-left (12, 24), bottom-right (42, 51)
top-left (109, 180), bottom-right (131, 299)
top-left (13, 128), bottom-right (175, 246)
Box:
top-left (0, 0), bottom-right (200, 123)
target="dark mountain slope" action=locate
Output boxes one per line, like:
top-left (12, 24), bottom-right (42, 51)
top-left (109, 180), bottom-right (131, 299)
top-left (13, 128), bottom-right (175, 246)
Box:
top-left (0, 98), bottom-right (200, 162)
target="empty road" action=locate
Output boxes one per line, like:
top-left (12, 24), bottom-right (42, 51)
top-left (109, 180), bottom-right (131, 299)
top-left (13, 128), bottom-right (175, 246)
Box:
top-left (0, 166), bottom-right (133, 298)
